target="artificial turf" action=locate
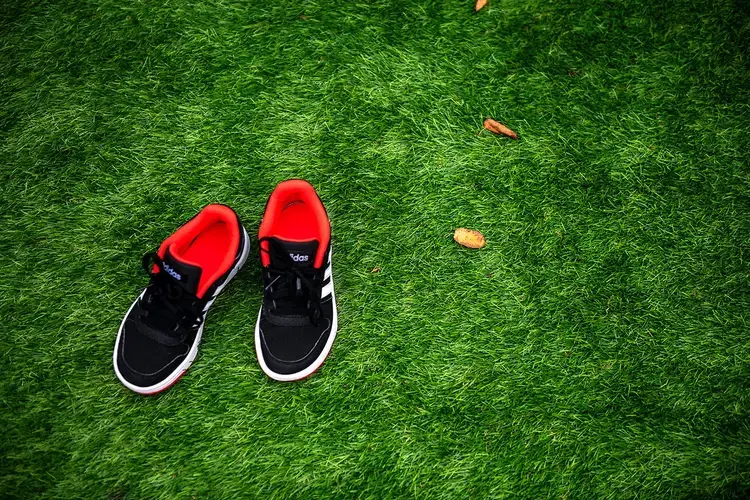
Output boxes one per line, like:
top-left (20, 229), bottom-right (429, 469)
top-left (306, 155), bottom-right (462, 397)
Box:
top-left (1, 0), bottom-right (749, 497)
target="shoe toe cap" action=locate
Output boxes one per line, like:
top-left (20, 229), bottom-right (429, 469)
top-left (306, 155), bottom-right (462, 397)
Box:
top-left (258, 318), bottom-right (332, 376)
top-left (114, 318), bottom-right (191, 391)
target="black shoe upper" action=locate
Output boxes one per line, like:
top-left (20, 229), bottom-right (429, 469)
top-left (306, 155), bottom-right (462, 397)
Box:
top-left (257, 237), bottom-right (334, 375)
top-left (116, 250), bottom-right (208, 387)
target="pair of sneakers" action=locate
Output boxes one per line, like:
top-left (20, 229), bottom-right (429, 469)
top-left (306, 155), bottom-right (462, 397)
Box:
top-left (113, 180), bottom-right (338, 394)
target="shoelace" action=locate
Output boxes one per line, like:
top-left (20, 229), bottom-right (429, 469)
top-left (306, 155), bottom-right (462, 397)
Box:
top-left (259, 237), bottom-right (324, 326)
top-left (137, 252), bottom-right (204, 346)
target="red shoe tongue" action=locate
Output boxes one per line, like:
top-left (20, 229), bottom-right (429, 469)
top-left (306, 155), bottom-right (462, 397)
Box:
top-left (270, 238), bottom-right (319, 269)
top-left (161, 246), bottom-right (203, 295)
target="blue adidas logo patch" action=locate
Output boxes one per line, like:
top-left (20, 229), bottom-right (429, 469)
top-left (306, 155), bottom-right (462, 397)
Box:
top-left (163, 263), bottom-right (182, 281)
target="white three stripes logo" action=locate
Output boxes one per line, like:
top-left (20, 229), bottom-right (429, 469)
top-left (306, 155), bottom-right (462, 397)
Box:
top-left (321, 258), bottom-right (333, 299)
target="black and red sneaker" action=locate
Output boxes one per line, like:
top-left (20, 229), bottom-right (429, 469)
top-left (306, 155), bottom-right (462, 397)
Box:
top-left (255, 180), bottom-right (338, 381)
top-left (114, 204), bottom-right (250, 394)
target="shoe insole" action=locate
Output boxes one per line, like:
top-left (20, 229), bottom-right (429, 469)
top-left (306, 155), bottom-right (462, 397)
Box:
top-left (276, 202), bottom-right (318, 240)
top-left (181, 221), bottom-right (231, 279)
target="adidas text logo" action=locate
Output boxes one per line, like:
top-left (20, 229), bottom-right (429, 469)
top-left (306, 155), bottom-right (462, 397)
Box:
top-left (290, 253), bottom-right (309, 262)
top-left (163, 263), bottom-right (182, 280)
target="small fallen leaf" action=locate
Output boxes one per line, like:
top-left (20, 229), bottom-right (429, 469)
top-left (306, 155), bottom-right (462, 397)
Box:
top-left (371, 267), bottom-right (381, 273)
top-left (454, 228), bottom-right (486, 249)
top-left (483, 118), bottom-right (518, 139)
top-left (299, 13), bottom-right (309, 20)
top-left (475, 0), bottom-right (488, 11)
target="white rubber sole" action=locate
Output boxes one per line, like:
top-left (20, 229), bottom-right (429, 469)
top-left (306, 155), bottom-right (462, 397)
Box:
top-left (254, 252), bottom-right (338, 382)
top-left (113, 227), bottom-right (251, 395)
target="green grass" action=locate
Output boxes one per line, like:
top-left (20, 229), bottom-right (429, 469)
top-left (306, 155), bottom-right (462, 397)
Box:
top-left (1, 0), bottom-right (749, 497)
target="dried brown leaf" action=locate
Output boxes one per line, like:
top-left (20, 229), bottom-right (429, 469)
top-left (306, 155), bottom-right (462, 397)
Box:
top-left (483, 118), bottom-right (518, 139)
top-left (371, 267), bottom-right (381, 273)
top-left (475, 0), bottom-right (488, 11)
top-left (454, 228), bottom-right (486, 249)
